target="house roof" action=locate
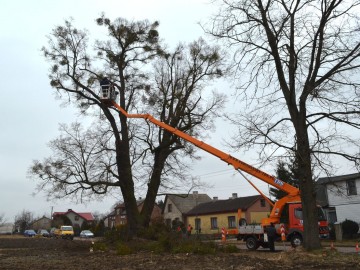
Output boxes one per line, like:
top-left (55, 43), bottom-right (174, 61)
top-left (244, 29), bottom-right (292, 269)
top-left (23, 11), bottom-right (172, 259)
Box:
top-left (317, 173), bottom-right (360, 185)
top-left (53, 209), bottom-right (94, 221)
top-left (186, 195), bottom-right (263, 216)
top-left (32, 216), bottom-right (51, 223)
top-left (163, 193), bottom-right (212, 214)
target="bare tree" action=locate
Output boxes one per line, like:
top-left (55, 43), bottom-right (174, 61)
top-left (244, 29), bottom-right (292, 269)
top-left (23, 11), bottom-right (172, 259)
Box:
top-left (14, 210), bottom-right (34, 233)
top-left (29, 15), bottom-right (226, 235)
top-left (0, 213), bottom-right (6, 226)
top-left (207, 0), bottom-right (360, 250)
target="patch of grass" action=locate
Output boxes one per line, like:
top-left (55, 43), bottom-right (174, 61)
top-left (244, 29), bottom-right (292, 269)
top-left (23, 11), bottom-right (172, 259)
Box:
top-left (93, 242), bottom-right (108, 252)
top-left (171, 239), bottom-right (217, 254)
top-left (219, 244), bottom-right (239, 253)
top-left (116, 242), bottom-right (133, 255)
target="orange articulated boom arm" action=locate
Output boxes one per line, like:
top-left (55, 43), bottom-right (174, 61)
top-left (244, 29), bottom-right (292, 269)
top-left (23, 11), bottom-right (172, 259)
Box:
top-left (111, 101), bottom-right (300, 197)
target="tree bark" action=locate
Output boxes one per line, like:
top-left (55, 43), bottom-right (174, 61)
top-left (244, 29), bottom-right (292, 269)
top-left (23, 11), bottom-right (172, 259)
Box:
top-left (294, 106), bottom-right (321, 250)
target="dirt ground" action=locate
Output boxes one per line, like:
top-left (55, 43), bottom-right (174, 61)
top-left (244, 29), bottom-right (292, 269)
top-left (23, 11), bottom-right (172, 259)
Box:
top-left (0, 236), bottom-right (359, 270)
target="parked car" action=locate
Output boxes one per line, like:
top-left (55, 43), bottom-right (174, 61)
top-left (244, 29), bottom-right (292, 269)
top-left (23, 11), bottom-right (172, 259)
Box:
top-left (24, 229), bottom-right (36, 237)
top-left (79, 230), bottom-right (94, 238)
top-left (49, 227), bottom-right (57, 238)
top-left (37, 229), bottom-right (50, 237)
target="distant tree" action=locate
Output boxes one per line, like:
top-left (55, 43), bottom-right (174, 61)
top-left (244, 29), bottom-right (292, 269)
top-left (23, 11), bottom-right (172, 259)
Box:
top-left (30, 15), bottom-right (226, 238)
top-left (208, 0), bottom-right (360, 250)
top-left (14, 210), bottom-right (34, 233)
top-left (157, 200), bottom-right (164, 211)
top-left (270, 159), bottom-right (300, 200)
top-left (93, 219), bottom-right (106, 237)
top-left (0, 213), bottom-right (6, 226)
top-left (52, 214), bottom-right (72, 227)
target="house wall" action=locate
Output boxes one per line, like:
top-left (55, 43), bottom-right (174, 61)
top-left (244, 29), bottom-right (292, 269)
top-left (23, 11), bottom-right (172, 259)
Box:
top-left (32, 217), bottom-right (52, 231)
top-left (186, 199), bottom-right (271, 235)
top-left (163, 198), bottom-right (183, 226)
top-left (65, 212), bottom-right (86, 228)
top-left (245, 200), bottom-right (271, 224)
top-left (326, 178), bottom-right (360, 223)
top-left (187, 211), bottom-right (244, 235)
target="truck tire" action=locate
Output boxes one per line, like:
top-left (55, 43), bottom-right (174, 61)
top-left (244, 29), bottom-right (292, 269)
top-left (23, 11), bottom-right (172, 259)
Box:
top-left (290, 234), bottom-right (302, 248)
top-left (246, 236), bottom-right (259, 250)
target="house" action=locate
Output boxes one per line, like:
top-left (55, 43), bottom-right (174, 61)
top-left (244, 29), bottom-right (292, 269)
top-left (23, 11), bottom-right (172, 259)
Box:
top-left (162, 191), bottom-right (212, 229)
top-left (0, 223), bottom-right (14, 234)
top-left (32, 216), bottom-right (52, 231)
top-left (317, 173), bottom-right (360, 224)
top-left (52, 209), bottom-right (95, 229)
top-left (103, 210), bottom-right (116, 228)
top-left (185, 194), bottom-right (271, 235)
top-left (113, 198), bottom-right (162, 227)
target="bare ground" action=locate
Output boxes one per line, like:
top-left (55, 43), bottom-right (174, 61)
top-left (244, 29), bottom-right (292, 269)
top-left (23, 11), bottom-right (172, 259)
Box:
top-left (0, 236), bottom-right (359, 270)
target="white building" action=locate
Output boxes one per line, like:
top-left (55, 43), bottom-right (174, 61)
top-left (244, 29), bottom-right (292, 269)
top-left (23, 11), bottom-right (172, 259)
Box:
top-left (317, 173), bottom-right (360, 223)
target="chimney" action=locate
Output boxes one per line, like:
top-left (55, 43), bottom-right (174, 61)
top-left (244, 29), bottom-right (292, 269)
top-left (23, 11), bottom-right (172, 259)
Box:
top-left (213, 197), bottom-right (218, 201)
top-left (232, 193), bottom-right (238, 199)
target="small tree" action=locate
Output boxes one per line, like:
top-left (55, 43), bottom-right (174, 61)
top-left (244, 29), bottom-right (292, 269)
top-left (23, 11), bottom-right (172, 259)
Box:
top-left (342, 219), bottom-right (359, 239)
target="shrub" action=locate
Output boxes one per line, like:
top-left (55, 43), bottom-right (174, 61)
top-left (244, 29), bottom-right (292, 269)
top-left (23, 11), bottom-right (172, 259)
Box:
top-left (171, 239), bottom-right (217, 254)
top-left (93, 242), bottom-right (108, 252)
top-left (105, 224), bottom-right (130, 243)
top-left (341, 219), bottom-right (359, 239)
top-left (137, 222), bottom-right (170, 240)
top-left (116, 242), bottom-right (133, 255)
top-left (219, 244), bottom-right (239, 253)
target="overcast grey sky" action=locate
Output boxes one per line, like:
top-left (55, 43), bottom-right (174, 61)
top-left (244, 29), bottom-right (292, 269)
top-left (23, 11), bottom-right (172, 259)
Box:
top-left (0, 0), bottom-right (322, 223)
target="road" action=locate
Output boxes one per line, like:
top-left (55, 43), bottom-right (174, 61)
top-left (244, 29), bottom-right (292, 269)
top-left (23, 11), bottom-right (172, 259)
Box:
top-left (228, 239), bottom-right (360, 254)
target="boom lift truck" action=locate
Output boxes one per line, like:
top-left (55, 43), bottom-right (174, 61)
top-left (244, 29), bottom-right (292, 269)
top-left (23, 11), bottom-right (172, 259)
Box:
top-left (99, 80), bottom-right (329, 250)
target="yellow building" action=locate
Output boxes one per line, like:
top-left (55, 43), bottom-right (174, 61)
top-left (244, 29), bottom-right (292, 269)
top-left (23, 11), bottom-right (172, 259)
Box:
top-left (186, 194), bottom-right (271, 236)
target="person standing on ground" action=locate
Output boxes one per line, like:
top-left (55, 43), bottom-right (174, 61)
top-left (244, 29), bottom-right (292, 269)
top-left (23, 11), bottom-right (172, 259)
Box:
top-left (266, 223), bottom-right (277, 252)
top-left (187, 224), bottom-right (193, 238)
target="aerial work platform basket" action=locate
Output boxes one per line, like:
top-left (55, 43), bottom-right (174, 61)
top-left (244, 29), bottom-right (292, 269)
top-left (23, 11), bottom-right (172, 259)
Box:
top-left (99, 77), bottom-right (118, 105)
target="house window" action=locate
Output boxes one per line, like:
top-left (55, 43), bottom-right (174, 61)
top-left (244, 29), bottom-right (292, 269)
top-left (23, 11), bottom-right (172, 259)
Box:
top-left (228, 216), bottom-right (236, 228)
top-left (74, 216), bottom-right (79, 221)
top-left (260, 199), bottom-right (266, 207)
top-left (168, 204), bottom-right (172, 213)
top-left (210, 217), bottom-right (218, 229)
top-left (346, 179), bottom-right (357, 195)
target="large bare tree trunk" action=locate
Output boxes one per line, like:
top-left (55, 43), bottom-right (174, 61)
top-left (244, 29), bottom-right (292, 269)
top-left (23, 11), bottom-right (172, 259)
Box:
top-left (295, 114), bottom-right (321, 250)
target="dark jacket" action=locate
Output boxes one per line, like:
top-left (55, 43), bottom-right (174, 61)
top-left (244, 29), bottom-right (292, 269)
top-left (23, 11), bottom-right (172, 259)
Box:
top-left (266, 225), bottom-right (277, 237)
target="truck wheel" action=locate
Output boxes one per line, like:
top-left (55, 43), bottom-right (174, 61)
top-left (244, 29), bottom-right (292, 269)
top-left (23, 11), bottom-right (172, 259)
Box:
top-left (290, 234), bottom-right (302, 247)
top-left (246, 236), bottom-right (259, 250)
